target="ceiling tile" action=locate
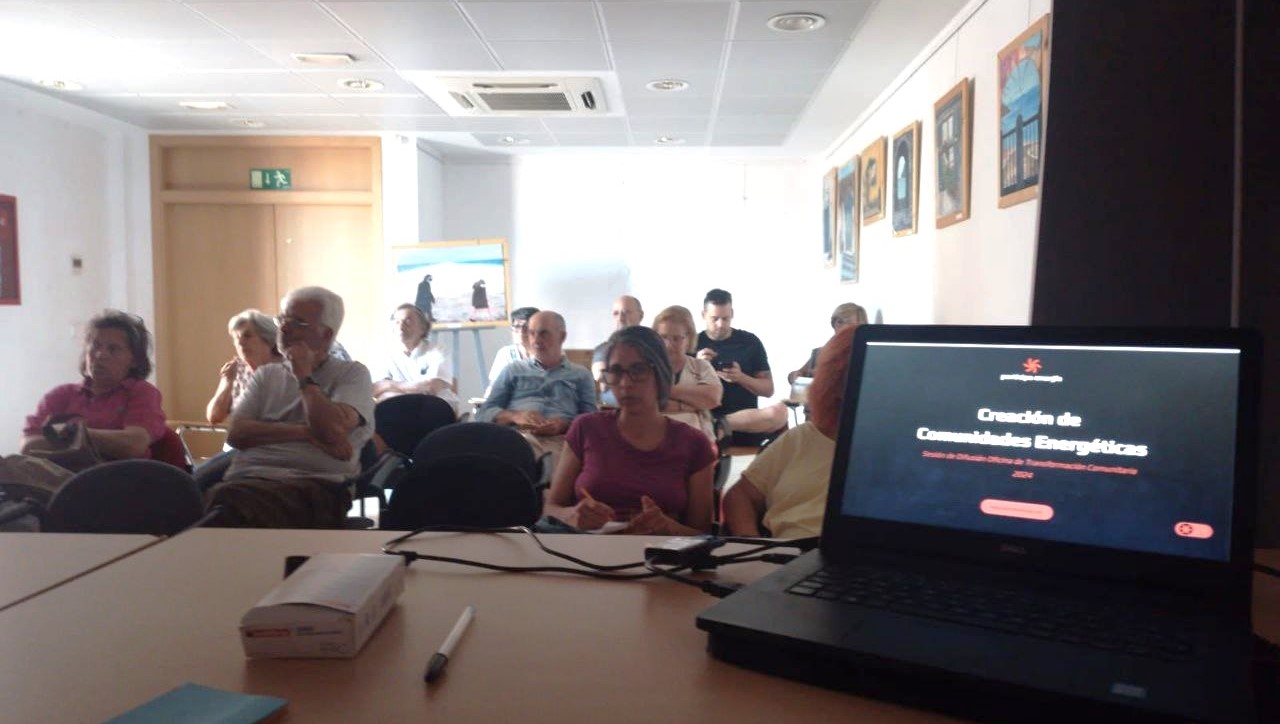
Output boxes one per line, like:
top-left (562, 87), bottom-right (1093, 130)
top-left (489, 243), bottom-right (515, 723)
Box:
top-left (324, 1), bottom-right (476, 41)
top-left (268, 113), bottom-right (375, 131)
top-left (551, 132), bottom-right (633, 146)
top-left (473, 132), bottom-right (557, 147)
top-left (60, 1), bottom-right (228, 40)
top-left (720, 69), bottom-right (825, 96)
top-left (608, 41), bottom-right (724, 74)
top-left (333, 93), bottom-right (446, 115)
top-left (714, 113), bottom-right (795, 134)
top-left (539, 116), bottom-right (628, 133)
top-left (628, 115), bottom-right (707, 133)
top-left (708, 132), bottom-right (788, 146)
top-left (121, 71), bottom-right (321, 94)
top-left (634, 132), bottom-right (706, 146)
top-left (725, 40), bottom-right (847, 75)
top-left (455, 117), bottom-right (548, 133)
top-left (716, 94), bottom-right (809, 115)
top-left (244, 38), bottom-right (389, 70)
top-left (599, 1), bottom-right (731, 41)
top-left (623, 93), bottom-right (714, 116)
top-left (189, 1), bottom-right (357, 41)
top-left (231, 94), bottom-right (349, 114)
top-left (128, 39), bottom-right (278, 71)
top-left (615, 71), bottom-right (718, 98)
top-left (293, 69), bottom-right (423, 94)
top-left (461, 1), bottom-right (601, 41)
top-left (376, 40), bottom-right (498, 71)
top-left (367, 115), bottom-right (464, 132)
top-left (731, 0), bottom-right (873, 42)
top-left (489, 41), bottom-right (609, 71)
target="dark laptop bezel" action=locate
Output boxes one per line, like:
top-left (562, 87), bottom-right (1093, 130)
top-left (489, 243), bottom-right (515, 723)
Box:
top-left (820, 325), bottom-right (1259, 609)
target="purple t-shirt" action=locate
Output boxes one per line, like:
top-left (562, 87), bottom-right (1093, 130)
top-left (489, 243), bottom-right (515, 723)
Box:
top-left (566, 411), bottom-right (716, 522)
top-left (23, 378), bottom-right (168, 443)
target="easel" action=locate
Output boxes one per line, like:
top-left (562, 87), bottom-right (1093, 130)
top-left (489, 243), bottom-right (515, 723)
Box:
top-left (432, 327), bottom-right (487, 385)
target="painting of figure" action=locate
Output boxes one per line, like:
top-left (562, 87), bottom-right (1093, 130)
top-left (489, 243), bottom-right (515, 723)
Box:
top-left (836, 157), bottom-right (859, 283)
top-left (391, 239), bottom-right (510, 328)
top-left (860, 137), bottom-right (886, 224)
top-left (998, 15), bottom-right (1051, 208)
top-left (935, 78), bottom-right (973, 228)
top-left (822, 167), bottom-right (837, 268)
top-left (892, 121), bottom-right (921, 236)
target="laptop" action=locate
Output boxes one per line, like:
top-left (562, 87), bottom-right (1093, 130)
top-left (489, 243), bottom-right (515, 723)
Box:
top-left (697, 325), bottom-right (1260, 722)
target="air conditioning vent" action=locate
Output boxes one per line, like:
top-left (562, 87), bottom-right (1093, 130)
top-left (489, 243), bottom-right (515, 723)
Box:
top-left (406, 74), bottom-right (612, 117)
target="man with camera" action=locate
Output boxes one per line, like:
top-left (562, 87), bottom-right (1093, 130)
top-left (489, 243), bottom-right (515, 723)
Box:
top-left (695, 288), bottom-right (784, 447)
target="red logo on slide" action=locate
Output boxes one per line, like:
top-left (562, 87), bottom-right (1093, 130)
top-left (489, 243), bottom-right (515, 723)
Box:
top-left (1021, 357), bottom-right (1043, 374)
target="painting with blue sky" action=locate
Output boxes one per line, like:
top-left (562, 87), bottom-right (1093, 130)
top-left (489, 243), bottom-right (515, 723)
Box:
top-left (392, 240), bottom-right (509, 328)
top-left (997, 15), bottom-right (1050, 207)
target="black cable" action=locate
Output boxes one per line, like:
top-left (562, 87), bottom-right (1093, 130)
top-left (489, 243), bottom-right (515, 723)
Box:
top-left (382, 525), bottom-right (649, 571)
top-left (643, 559), bottom-right (742, 598)
top-left (1255, 562), bottom-right (1280, 579)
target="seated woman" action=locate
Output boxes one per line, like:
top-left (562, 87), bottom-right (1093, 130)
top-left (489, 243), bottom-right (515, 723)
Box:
top-left (544, 326), bottom-right (716, 534)
top-left (206, 309), bottom-right (283, 425)
top-left (20, 310), bottom-right (169, 461)
top-left (721, 323), bottom-right (857, 539)
top-left (652, 305), bottom-right (722, 442)
top-left (371, 303), bottom-right (461, 415)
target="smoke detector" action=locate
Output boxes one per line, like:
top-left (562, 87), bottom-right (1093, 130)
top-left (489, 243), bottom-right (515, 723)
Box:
top-left (406, 73), bottom-right (613, 116)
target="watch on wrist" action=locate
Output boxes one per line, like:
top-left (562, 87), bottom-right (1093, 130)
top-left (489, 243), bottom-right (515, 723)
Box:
top-left (299, 375), bottom-right (318, 391)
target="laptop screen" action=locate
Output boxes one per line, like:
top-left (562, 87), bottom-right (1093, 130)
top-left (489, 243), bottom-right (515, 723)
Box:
top-left (836, 333), bottom-right (1244, 562)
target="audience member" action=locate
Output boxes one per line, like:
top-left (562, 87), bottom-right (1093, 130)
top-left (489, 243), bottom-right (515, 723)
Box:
top-left (477, 310), bottom-right (596, 466)
top-left (788, 302), bottom-right (866, 383)
top-left (544, 326), bottom-right (715, 534)
top-left (372, 303), bottom-right (460, 415)
top-left (205, 309), bottom-right (283, 425)
top-left (721, 324), bottom-right (857, 539)
top-left (486, 306), bottom-right (539, 395)
top-left (695, 288), bottom-right (782, 446)
top-left (206, 286), bottom-right (374, 528)
top-left (21, 310), bottom-right (170, 461)
top-left (591, 295), bottom-right (644, 405)
top-left (652, 305), bottom-right (722, 442)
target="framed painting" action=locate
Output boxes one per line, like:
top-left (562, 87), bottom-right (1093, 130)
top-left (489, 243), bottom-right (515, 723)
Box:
top-left (997, 14), bottom-right (1051, 208)
top-left (891, 121), bottom-right (922, 237)
top-left (836, 157), bottom-right (859, 283)
top-left (822, 167), bottom-right (837, 268)
top-left (860, 136), bottom-right (886, 225)
top-left (390, 239), bottom-right (511, 328)
top-left (934, 78), bottom-right (973, 228)
top-left (0, 195), bottom-right (18, 305)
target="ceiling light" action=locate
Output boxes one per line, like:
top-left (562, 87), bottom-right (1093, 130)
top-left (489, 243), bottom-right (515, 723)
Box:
top-left (498, 136), bottom-right (530, 146)
top-left (766, 12), bottom-right (826, 32)
top-left (292, 52), bottom-right (355, 65)
top-left (339, 78), bottom-right (384, 91)
top-left (179, 100), bottom-right (233, 111)
top-left (655, 136), bottom-right (685, 146)
top-left (33, 78), bottom-right (83, 91)
top-left (230, 118), bottom-right (266, 128)
top-left (645, 78), bottom-right (689, 92)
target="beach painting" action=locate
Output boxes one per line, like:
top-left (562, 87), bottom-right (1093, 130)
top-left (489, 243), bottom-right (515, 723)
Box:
top-left (390, 239), bottom-right (511, 328)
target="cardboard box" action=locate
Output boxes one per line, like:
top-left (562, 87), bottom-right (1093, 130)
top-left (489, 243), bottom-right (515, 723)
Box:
top-left (240, 553), bottom-right (405, 659)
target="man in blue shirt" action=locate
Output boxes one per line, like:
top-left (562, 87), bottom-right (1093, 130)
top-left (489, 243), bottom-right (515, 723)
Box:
top-left (477, 310), bottom-right (597, 466)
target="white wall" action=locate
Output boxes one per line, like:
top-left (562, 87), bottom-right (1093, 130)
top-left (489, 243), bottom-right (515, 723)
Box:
top-left (820, 0), bottom-right (1052, 325)
top-left (0, 82), bottom-right (151, 455)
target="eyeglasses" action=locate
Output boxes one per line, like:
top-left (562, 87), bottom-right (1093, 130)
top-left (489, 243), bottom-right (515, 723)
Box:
top-left (275, 315), bottom-right (313, 329)
top-left (511, 322), bottom-right (528, 331)
top-left (602, 363), bottom-right (654, 384)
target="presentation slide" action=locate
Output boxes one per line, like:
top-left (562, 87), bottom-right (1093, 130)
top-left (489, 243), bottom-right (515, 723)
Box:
top-left (840, 342), bottom-right (1240, 561)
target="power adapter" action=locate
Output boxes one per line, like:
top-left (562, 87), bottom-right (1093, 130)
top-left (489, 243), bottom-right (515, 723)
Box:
top-left (644, 535), bottom-right (725, 569)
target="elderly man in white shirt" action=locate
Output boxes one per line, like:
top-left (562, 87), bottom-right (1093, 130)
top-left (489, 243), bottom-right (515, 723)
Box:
top-left (372, 303), bottom-right (461, 415)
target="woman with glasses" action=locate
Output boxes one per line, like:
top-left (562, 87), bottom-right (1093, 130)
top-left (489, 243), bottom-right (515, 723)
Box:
top-left (543, 326), bottom-right (716, 534)
top-left (205, 309), bottom-right (283, 425)
top-left (652, 305), bottom-right (722, 442)
top-left (20, 310), bottom-right (170, 461)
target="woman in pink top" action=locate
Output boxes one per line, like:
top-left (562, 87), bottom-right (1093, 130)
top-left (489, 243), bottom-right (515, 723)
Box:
top-left (544, 326), bottom-right (716, 533)
top-left (20, 310), bottom-right (168, 460)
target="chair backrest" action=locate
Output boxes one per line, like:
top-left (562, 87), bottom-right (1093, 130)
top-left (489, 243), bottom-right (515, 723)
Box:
top-left (383, 453), bottom-right (540, 530)
top-left (375, 394), bottom-right (458, 458)
top-left (43, 459), bottom-right (205, 535)
top-left (564, 347), bottom-right (595, 371)
top-left (411, 422), bottom-right (538, 482)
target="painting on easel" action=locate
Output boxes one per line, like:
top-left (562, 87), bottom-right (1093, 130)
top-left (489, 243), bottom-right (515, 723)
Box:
top-left (390, 239), bottom-right (511, 328)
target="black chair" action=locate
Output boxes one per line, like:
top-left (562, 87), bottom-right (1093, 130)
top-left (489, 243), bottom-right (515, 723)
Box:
top-left (382, 453), bottom-right (540, 530)
top-left (347, 440), bottom-right (408, 529)
top-left (375, 394), bottom-right (458, 458)
top-left (42, 459), bottom-right (205, 535)
top-left (411, 422), bottom-right (539, 487)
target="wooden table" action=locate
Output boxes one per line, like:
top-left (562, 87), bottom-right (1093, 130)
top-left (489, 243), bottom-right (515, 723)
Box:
top-left (0, 532), bottom-right (157, 612)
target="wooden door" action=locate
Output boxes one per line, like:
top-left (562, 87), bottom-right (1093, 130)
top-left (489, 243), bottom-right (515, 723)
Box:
top-left (161, 204), bottom-right (277, 421)
top-left (274, 205), bottom-right (381, 370)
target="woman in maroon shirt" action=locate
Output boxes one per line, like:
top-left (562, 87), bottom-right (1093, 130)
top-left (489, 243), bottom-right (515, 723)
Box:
top-left (20, 310), bottom-right (168, 460)
top-left (543, 326), bottom-right (716, 533)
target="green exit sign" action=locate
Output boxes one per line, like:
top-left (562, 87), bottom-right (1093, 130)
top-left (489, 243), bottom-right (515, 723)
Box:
top-left (250, 168), bottom-right (292, 190)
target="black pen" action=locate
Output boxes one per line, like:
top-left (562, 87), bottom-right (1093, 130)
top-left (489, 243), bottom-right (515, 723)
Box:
top-left (425, 605), bottom-right (475, 683)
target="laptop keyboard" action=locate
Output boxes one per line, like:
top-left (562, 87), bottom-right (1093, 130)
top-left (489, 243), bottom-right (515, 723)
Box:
top-left (787, 564), bottom-right (1196, 661)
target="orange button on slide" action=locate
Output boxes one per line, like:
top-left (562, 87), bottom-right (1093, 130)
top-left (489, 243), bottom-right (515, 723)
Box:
top-left (1173, 521), bottom-right (1214, 539)
top-left (979, 498), bottom-right (1054, 521)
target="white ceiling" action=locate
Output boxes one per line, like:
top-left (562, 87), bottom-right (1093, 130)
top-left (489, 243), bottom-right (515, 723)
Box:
top-left (0, 0), bottom-right (966, 157)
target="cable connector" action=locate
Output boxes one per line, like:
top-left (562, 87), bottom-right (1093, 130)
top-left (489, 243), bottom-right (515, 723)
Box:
top-left (644, 535), bottom-right (724, 570)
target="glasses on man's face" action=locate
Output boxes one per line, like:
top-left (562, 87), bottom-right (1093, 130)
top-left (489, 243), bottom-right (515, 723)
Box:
top-left (275, 315), bottom-right (313, 330)
top-left (602, 363), bottom-right (654, 385)
top-left (511, 322), bottom-right (527, 332)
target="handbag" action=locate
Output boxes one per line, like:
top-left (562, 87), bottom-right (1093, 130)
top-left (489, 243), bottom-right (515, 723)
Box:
top-left (23, 415), bottom-right (104, 473)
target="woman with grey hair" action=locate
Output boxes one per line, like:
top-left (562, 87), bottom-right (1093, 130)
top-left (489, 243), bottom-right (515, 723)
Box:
top-left (205, 309), bottom-right (283, 425)
top-left (787, 301), bottom-right (867, 383)
top-left (544, 325), bottom-right (716, 534)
